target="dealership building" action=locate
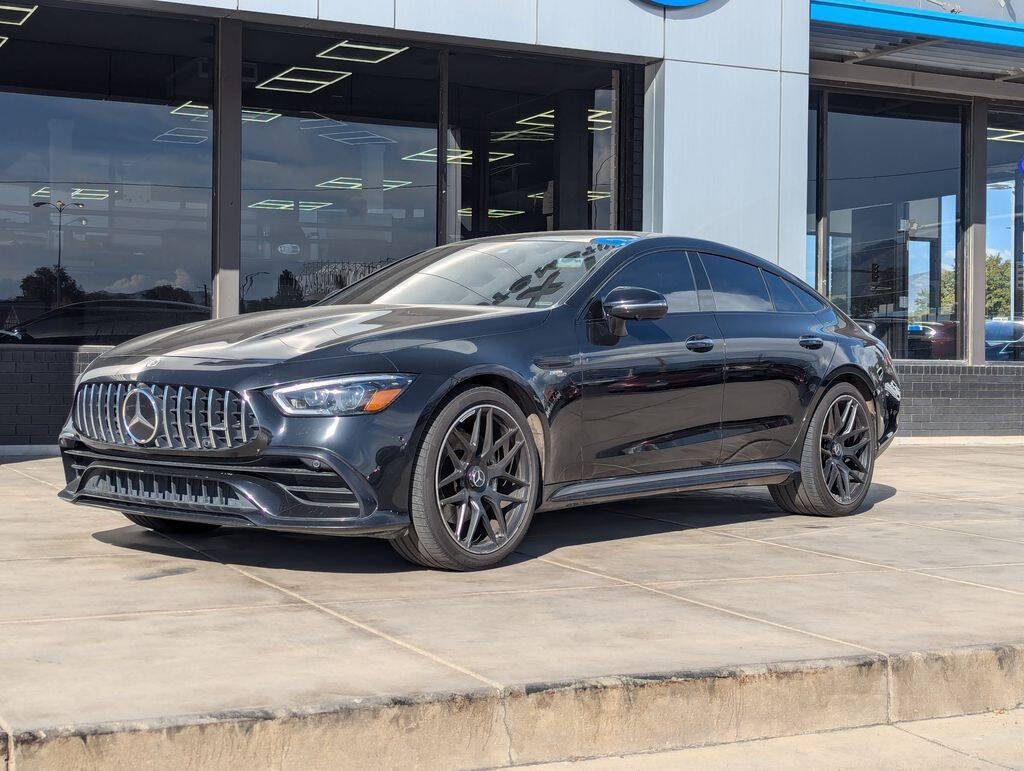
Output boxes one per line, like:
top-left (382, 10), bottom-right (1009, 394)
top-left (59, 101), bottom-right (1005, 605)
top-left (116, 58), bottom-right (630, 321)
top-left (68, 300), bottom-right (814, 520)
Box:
top-left (2, 0), bottom-right (1024, 447)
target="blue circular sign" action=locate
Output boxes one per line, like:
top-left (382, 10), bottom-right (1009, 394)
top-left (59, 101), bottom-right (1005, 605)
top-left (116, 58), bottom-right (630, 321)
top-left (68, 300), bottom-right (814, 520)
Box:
top-left (643, 0), bottom-right (713, 5)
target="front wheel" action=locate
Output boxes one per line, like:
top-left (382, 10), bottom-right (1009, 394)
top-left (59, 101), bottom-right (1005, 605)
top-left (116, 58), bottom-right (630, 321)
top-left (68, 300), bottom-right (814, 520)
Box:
top-left (391, 387), bottom-right (541, 570)
top-left (770, 383), bottom-right (876, 517)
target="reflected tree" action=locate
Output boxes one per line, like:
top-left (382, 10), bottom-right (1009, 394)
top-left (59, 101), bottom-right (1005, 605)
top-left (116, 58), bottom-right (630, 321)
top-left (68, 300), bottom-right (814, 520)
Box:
top-left (20, 266), bottom-right (84, 308)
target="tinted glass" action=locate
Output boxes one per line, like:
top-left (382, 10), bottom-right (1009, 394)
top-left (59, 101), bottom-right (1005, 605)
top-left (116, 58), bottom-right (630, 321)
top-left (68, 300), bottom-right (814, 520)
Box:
top-left (984, 112), bottom-right (1024, 361)
top-left (607, 251), bottom-right (697, 313)
top-left (700, 253), bottom-right (773, 312)
top-left (791, 283), bottom-right (827, 312)
top-left (0, 5), bottom-right (213, 343)
top-left (447, 51), bottom-right (620, 239)
top-left (826, 94), bottom-right (962, 359)
top-left (328, 236), bottom-right (623, 308)
top-left (763, 271), bottom-right (806, 313)
top-left (239, 28), bottom-right (438, 313)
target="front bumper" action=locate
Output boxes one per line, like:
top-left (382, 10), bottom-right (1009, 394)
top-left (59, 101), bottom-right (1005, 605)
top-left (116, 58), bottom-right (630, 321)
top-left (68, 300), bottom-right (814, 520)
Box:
top-left (58, 440), bottom-right (410, 537)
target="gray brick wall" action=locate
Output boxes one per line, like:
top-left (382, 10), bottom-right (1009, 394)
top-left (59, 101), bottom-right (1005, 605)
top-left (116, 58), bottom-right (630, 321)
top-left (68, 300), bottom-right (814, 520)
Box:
top-left (895, 362), bottom-right (1024, 437)
top-left (0, 347), bottom-right (106, 446)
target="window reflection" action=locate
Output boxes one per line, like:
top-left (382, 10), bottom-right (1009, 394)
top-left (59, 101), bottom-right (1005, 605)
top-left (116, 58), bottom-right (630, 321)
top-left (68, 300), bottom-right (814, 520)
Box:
top-left (0, 5), bottom-right (214, 344)
top-left (825, 95), bottom-right (962, 360)
top-left (240, 28), bottom-right (438, 313)
top-left (984, 112), bottom-right (1024, 362)
top-left (447, 51), bottom-right (620, 240)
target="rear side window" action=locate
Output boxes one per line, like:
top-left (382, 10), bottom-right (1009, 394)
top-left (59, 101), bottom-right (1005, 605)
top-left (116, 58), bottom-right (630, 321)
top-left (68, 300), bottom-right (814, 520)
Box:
top-left (607, 250), bottom-right (698, 314)
top-left (791, 283), bottom-right (827, 312)
top-left (762, 271), bottom-right (806, 313)
top-left (700, 253), bottom-right (773, 312)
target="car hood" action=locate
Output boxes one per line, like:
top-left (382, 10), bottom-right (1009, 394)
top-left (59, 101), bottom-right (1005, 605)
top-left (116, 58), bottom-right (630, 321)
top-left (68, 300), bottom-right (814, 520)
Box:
top-left (102, 303), bottom-right (544, 363)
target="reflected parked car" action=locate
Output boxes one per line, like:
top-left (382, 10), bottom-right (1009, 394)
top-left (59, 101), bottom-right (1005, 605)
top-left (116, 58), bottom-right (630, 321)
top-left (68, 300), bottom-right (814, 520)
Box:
top-left (906, 321), bottom-right (958, 360)
top-left (985, 320), bottom-right (1024, 362)
top-left (0, 300), bottom-right (210, 346)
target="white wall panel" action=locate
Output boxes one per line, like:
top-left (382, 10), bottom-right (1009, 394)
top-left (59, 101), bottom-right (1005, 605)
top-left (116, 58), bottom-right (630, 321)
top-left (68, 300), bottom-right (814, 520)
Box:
top-left (395, 0), bottom-right (537, 45)
top-left (537, 0), bottom-right (663, 59)
top-left (665, 0), bottom-right (782, 71)
top-left (781, 0), bottom-right (810, 74)
top-left (644, 59), bottom-right (782, 263)
top-left (777, 71), bottom-right (810, 278)
top-left (319, 0), bottom-right (395, 28)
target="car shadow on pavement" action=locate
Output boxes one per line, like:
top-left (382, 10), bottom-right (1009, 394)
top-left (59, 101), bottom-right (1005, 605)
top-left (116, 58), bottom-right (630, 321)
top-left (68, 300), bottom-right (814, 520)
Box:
top-left (91, 484), bottom-right (898, 573)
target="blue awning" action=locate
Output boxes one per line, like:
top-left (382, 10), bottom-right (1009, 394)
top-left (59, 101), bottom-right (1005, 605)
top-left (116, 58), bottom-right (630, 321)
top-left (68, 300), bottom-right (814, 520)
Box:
top-left (810, 0), bottom-right (1024, 49)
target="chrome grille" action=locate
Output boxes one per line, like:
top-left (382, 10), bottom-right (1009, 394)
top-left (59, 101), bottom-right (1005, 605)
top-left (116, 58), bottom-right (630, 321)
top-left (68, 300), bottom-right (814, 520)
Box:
top-left (73, 382), bottom-right (259, 451)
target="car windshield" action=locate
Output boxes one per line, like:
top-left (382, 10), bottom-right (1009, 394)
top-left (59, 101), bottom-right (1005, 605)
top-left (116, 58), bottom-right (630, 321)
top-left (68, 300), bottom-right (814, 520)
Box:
top-left (322, 236), bottom-right (633, 309)
top-left (987, 322), bottom-right (1023, 341)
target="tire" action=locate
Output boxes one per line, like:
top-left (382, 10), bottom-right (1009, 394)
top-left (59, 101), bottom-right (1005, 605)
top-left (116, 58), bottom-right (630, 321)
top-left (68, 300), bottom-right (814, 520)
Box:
top-left (122, 512), bottom-right (222, 535)
top-left (390, 386), bottom-right (541, 571)
top-left (769, 383), bottom-right (876, 517)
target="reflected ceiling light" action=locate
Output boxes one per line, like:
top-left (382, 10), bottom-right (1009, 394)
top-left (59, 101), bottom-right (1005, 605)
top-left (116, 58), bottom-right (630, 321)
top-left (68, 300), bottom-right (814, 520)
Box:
top-left (587, 190), bottom-right (612, 201)
top-left (154, 127), bottom-right (208, 144)
top-left (0, 4), bottom-right (37, 25)
top-left (171, 101), bottom-right (208, 119)
top-left (515, 108), bottom-right (613, 132)
top-left (316, 176), bottom-right (413, 191)
top-left (526, 192), bottom-right (544, 200)
top-left (402, 148), bottom-right (512, 165)
top-left (317, 176), bottom-right (363, 190)
top-left (987, 127), bottom-right (1024, 144)
top-left (457, 207), bottom-right (524, 219)
top-left (249, 199), bottom-right (294, 210)
top-left (300, 112), bottom-right (345, 130)
top-left (248, 199), bottom-right (333, 211)
top-left (255, 67), bottom-right (351, 94)
top-left (318, 128), bottom-right (394, 145)
top-left (492, 127), bottom-right (553, 143)
top-left (72, 187), bottom-right (109, 201)
top-left (243, 107), bottom-right (282, 123)
top-left (317, 39), bottom-right (408, 65)
top-left (31, 186), bottom-right (49, 198)
top-left (0, 36), bottom-right (7, 48)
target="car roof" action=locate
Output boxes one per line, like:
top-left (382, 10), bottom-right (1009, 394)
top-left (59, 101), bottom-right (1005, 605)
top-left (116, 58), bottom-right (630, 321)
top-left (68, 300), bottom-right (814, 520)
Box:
top-left (482, 231), bottom-right (803, 280)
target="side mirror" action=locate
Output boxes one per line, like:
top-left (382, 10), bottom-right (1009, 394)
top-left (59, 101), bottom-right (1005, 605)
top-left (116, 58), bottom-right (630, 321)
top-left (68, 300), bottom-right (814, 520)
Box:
top-left (602, 286), bottom-right (668, 336)
top-left (857, 319), bottom-right (877, 335)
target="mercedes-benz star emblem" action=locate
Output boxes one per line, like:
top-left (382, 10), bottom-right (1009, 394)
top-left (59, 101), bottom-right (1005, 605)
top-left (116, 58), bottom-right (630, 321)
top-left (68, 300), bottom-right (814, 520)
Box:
top-left (122, 387), bottom-right (161, 445)
top-left (466, 466), bottom-right (486, 489)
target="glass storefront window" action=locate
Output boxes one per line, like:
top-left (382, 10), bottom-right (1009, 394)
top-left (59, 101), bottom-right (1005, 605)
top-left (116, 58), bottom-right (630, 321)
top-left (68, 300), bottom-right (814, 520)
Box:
top-left (0, 5), bottom-right (214, 344)
top-left (807, 92), bottom-right (818, 286)
top-left (825, 94), bottom-right (962, 360)
top-left (984, 112), bottom-right (1024, 362)
top-left (240, 29), bottom-right (438, 313)
top-left (446, 51), bottom-right (620, 241)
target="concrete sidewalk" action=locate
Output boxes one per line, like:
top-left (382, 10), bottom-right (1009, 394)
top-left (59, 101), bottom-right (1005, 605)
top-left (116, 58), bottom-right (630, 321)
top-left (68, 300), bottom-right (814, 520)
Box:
top-left (1, 446), bottom-right (1023, 768)
top-left (526, 709), bottom-right (1024, 769)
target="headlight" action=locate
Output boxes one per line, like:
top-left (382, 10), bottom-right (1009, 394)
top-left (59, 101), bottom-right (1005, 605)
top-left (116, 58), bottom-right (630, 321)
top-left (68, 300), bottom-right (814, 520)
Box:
top-left (268, 374), bottom-right (414, 417)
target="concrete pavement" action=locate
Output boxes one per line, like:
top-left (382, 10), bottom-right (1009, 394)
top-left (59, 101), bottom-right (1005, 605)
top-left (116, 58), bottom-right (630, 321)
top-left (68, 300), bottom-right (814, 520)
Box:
top-left (524, 709), bottom-right (1024, 769)
top-left (1, 446), bottom-right (1023, 768)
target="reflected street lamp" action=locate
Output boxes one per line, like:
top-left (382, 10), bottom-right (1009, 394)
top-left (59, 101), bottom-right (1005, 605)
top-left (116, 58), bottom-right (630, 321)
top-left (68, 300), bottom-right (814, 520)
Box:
top-left (33, 199), bottom-right (85, 309)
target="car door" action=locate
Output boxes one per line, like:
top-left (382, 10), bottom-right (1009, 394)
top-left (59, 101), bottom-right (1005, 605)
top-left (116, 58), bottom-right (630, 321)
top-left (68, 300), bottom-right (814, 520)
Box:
top-left (697, 252), bottom-right (837, 465)
top-left (579, 249), bottom-right (725, 479)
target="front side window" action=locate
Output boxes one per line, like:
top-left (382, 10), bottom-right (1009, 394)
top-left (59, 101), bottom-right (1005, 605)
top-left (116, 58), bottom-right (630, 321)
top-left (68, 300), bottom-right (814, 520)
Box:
top-left (328, 236), bottom-right (623, 308)
top-left (700, 253), bottom-right (773, 312)
top-left (605, 251), bottom-right (698, 314)
top-left (0, 5), bottom-right (214, 345)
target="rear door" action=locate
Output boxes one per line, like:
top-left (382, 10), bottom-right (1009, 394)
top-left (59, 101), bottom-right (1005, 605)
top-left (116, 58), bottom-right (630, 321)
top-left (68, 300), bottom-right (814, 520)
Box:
top-left (579, 250), bottom-right (725, 479)
top-left (697, 253), bottom-right (837, 464)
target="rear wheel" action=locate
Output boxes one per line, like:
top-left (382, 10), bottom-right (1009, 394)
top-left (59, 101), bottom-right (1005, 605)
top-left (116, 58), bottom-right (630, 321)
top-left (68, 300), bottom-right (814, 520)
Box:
top-left (122, 512), bottom-right (221, 535)
top-left (769, 383), bottom-right (875, 517)
top-left (391, 387), bottom-right (541, 571)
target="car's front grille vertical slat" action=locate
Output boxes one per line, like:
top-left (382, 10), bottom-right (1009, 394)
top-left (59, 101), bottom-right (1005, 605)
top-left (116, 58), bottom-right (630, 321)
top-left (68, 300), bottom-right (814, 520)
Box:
top-left (73, 381), bottom-right (259, 452)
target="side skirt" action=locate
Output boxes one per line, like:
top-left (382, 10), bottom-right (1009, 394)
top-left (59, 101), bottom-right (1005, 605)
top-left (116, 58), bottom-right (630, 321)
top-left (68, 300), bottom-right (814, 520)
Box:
top-left (540, 461), bottom-right (799, 510)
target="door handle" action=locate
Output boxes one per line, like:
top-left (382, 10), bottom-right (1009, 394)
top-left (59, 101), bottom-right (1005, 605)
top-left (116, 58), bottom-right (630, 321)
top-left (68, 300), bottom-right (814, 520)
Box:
top-left (799, 336), bottom-right (824, 350)
top-left (685, 336), bottom-right (715, 353)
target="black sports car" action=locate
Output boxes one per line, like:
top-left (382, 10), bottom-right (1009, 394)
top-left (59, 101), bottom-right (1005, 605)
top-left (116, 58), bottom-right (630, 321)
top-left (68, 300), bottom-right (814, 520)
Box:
top-left (59, 233), bottom-right (900, 570)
